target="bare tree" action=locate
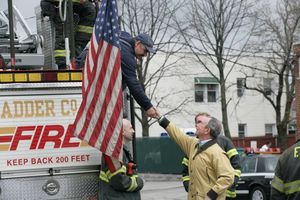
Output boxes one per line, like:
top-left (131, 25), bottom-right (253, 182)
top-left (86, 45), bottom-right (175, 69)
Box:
top-left (120, 0), bottom-right (188, 136)
top-left (244, 0), bottom-right (300, 150)
top-left (176, 0), bottom-right (256, 138)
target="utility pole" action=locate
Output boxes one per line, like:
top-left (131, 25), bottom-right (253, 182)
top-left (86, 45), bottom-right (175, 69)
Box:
top-left (8, 0), bottom-right (15, 70)
top-left (68, 0), bottom-right (76, 69)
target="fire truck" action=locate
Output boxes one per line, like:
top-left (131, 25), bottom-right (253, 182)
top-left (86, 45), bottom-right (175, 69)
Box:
top-left (0, 2), bottom-right (109, 199)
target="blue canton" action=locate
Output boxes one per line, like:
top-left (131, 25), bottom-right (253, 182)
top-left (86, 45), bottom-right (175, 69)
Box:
top-left (95, 0), bottom-right (120, 48)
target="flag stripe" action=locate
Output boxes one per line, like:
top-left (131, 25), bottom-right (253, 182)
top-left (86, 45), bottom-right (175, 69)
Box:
top-left (88, 48), bottom-right (121, 147)
top-left (99, 86), bottom-right (123, 151)
top-left (77, 42), bottom-right (112, 139)
top-left (73, 41), bottom-right (109, 134)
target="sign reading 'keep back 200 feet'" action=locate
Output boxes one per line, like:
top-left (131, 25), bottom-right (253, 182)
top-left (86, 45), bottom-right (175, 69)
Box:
top-left (0, 89), bottom-right (101, 171)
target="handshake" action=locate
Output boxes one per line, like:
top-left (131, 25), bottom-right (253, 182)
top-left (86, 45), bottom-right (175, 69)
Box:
top-left (145, 106), bottom-right (161, 119)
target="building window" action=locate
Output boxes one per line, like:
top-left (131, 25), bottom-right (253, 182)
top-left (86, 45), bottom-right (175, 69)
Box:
top-left (237, 78), bottom-right (245, 97)
top-left (263, 78), bottom-right (272, 95)
top-left (194, 77), bottom-right (218, 103)
top-left (265, 124), bottom-right (275, 136)
top-left (288, 123), bottom-right (296, 134)
top-left (238, 124), bottom-right (246, 137)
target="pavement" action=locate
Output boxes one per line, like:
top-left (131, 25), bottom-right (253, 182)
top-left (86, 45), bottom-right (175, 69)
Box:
top-left (139, 174), bottom-right (187, 200)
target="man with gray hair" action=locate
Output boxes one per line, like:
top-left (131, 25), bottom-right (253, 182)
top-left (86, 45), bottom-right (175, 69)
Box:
top-left (156, 112), bottom-right (234, 200)
top-left (182, 112), bottom-right (241, 199)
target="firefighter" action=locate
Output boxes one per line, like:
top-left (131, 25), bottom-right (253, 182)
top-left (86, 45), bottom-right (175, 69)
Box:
top-left (271, 137), bottom-right (300, 199)
top-left (99, 119), bottom-right (143, 200)
top-left (181, 134), bottom-right (241, 199)
top-left (40, 0), bottom-right (96, 69)
top-left (75, 31), bottom-right (159, 118)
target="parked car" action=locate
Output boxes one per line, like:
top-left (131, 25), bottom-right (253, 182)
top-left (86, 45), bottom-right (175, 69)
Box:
top-left (236, 153), bottom-right (280, 200)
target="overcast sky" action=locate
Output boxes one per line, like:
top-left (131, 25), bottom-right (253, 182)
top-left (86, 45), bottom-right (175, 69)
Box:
top-left (1, 0), bottom-right (41, 35)
top-left (0, 0), bottom-right (280, 39)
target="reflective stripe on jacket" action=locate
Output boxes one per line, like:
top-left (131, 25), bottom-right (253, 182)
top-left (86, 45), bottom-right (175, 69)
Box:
top-left (271, 140), bottom-right (300, 200)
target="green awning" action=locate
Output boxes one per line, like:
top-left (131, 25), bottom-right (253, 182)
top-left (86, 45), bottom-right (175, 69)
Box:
top-left (194, 77), bottom-right (218, 84)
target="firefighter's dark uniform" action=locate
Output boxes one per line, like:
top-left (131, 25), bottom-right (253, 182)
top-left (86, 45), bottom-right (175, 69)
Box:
top-left (40, 0), bottom-right (96, 69)
top-left (271, 140), bottom-right (300, 200)
top-left (99, 146), bottom-right (143, 200)
top-left (181, 135), bottom-right (241, 199)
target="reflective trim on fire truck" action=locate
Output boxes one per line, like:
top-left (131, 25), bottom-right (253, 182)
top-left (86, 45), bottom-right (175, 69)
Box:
top-left (0, 71), bottom-right (82, 83)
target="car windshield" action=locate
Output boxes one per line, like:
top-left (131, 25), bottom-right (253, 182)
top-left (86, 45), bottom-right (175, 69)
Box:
top-left (240, 155), bottom-right (279, 173)
top-left (241, 156), bottom-right (256, 173)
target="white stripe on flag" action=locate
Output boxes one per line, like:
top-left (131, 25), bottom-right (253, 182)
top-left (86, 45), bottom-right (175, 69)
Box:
top-left (85, 45), bottom-right (120, 144)
top-left (75, 41), bottom-right (109, 137)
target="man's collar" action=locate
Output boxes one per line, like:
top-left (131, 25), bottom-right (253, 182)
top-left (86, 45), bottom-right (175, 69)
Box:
top-left (192, 139), bottom-right (217, 159)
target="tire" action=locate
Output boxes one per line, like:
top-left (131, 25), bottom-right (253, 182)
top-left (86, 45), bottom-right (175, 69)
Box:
top-left (250, 186), bottom-right (266, 200)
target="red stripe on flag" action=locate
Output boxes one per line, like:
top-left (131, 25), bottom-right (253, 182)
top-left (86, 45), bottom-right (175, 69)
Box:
top-left (88, 50), bottom-right (121, 147)
top-left (83, 39), bottom-right (103, 95)
top-left (103, 154), bottom-right (119, 172)
top-left (99, 87), bottom-right (123, 152)
top-left (111, 120), bottom-right (124, 159)
top-left (77, 44), bottom-right (114, 140)
top-left (73, 43), bottom-right (112, 135)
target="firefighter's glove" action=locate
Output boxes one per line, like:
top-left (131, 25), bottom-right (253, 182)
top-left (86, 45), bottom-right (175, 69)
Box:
top-left (135, 176), bottom-right (144, 191)
top-left (233, 175), bottom-right (239, 187)
top-left (127, 162), bottom-right (137, 175)
top-left (183, 180), bottom-right (189, 192)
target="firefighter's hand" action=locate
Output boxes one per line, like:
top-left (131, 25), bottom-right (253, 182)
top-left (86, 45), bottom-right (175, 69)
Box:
top-left (146, 107), bottom-right (160, 119)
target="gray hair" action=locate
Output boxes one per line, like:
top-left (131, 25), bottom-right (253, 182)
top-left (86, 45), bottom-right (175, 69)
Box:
top-left (207, 117), bottom-right (222, 139)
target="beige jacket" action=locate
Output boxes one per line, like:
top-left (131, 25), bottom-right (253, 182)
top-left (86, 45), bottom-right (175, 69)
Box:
top-left (165, 122), bottom-right (234, 200)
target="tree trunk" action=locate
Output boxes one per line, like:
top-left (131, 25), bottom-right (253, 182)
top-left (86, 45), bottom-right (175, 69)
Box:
top-left (276, 124), bottom-right (288, 151)
top-left (141, 110), bottom-right (150, 137)
top-left (220, 84), bottom-right (231, 138)
top-left (219, 70), bottom-right (231, 138)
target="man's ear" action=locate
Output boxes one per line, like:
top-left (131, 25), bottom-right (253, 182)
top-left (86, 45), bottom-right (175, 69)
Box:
top-left (206, 127), bottom-right (211, 134)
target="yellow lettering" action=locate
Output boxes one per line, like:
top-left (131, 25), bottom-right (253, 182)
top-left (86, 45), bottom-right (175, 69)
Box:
top-left (24, 101), bottom-right (34, 117)
top-left (61, 100), bottom-right (70, 116)
top-left (294, 147), bottom-right (300, 158)
top-left (1, 99), bottom-right (57, 118)
top-left (1, 101), bottom-right (12, 118)
top-left (70, 99), bottom-right (78, 114)
top-left (45, 100), bottom-right (55, 116)
top-left (14, 101), bottom-right (23, 118)
top-left (35, 100), bottom-right (44, 117)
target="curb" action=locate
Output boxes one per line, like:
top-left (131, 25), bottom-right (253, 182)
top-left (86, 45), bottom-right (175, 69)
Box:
top-left (139, 173), bottom-right (181, 182)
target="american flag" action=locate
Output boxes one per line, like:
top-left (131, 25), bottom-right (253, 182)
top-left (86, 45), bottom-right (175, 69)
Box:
top-left (72, 0), bottom-right (123, 163)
